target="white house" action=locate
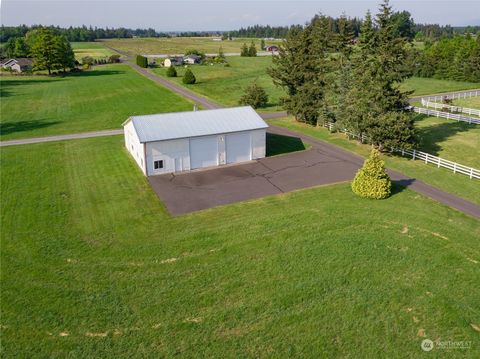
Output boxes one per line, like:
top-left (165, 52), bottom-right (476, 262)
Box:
top-left (123, 106), bottom-right (268, 176)
top-left (1, 58), bottom-right (33, 72)
top-left (163, 56), bottom-right (183, 67)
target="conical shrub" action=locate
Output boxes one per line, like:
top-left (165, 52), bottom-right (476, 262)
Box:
top-left (182, 68), bottom-right (196, 84)
top-left (351, 149), bottom-right (391, 199)
top-left (166, 66), bottom-right (177, 77)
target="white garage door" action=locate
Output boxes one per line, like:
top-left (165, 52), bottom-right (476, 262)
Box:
top-left (226, 132), bottom-right (251, 164)
top-left (190, 136), bottom-right (218, 169)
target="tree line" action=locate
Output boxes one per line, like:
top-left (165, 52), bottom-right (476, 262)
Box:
top-left (269, 0), bottom-right (417, 151)
top-left (413, 35), bottom-right (480, 82)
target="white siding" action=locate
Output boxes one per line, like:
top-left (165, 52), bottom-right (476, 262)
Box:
top-left (124, 121), bottom-right (146, 175)
top-left (226, 132), bottom-right (251, 164)
top-left (251, 129), bottom-right (266, 159)
top-left (146, 138), bottom-right (190, 176)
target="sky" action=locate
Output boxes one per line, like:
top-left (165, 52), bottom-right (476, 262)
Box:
top-left (1, 0), bottom-right (480, 31)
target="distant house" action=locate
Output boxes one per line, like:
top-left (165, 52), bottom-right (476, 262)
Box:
top-left (1, 58), bottom-right (33, 73)
top-left (163, 56), bottom-right (183, 67)
top-left (265, 45), bottom-right (279, 52)
top-left (183, 54), bottom-right (202, 65)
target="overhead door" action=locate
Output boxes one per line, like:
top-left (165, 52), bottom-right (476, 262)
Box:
top-left (226, 132), bottom-right (251, 164)
top-left (190, 136), bottom-right (218, 169)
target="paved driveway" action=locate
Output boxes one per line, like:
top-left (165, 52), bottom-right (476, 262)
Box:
top-left (149, 126), bottom-right (362, 215)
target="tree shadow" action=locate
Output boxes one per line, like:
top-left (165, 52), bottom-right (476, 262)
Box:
top-left (415, 114), bottom-right (475, 156)
top-left (390, 178), bottom-right (416, 196)
top-left (266, 132), bottom-right (307, 157)
top-left (67, 69), bottom-right (126, 77)
top-left (0, 120), bottom-right (62, 136)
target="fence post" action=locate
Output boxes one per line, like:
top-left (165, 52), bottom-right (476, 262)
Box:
top-left (453, 163), bottom-right (457, 174)
top-left (437, 157), bottom-right (441, 168)
top-left (412, 149), bottom-right (416, 160)
top-left (470, 168), bottom-right (473, 179)
top-left (425, 153), bottom-right (428, 164)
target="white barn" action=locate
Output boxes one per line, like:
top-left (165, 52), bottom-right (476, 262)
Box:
top-left (123, 106), bottom-right (268, 176)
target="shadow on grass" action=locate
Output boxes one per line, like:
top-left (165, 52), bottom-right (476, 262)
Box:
top-left (415, 114), bottom-right (474, 156)
top-left (266, 132), bottom-right (307, 157)
top-left (67, 69), bottom-right (126, 77)
top-left (0, 120), bottom-right (62, 136)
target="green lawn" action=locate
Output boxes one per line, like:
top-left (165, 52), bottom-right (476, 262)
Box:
top-left (270, 117), bottom-right (480, 205)
top-left (453, 96), bottom-right (480, 109)
top-left (415, 115), bottom-right (480, 168)
top-left (99, 37), bottom-right (282, 56)
top-left (0, 64), bottom-right (193, 140)
top-left (71, 42), bottom-right (114, 60)
top-left (1, 136), bottom-right (479, 358)
top-left (152, 56), bottom-right (285, 111)
top-left (402, 77), bottom-right (480, 96)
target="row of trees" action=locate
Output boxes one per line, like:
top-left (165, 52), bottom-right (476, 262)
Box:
top-left (3, 28), bottom-right (75, 74)
top-left (413, 36), bottom-right (480, 82)
top-left (269, 0), bottom-right (417, 150)
top-left (240, 42), bottom-right (257, 57)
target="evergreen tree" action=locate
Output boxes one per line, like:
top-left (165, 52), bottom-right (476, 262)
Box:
top-left (240, 43), bottom-right (249, 57)
top-left (182, 68), bottom-right (196, 84)
top-left (218, 46), bottom-right (225, 61)
top-left (269, 16), bottom-right (332, 125)
top-left (136, 55), bottom-right (148, 68)
top-left (351, 149), bottom-right (391, 199)
top-left (248, 41), bottom-right (257, 57)
top-left (260, 39), bottom-right (265, 50)
top-left (239, 82), bottom-right (269, 108)
top-left (166, 65), bottom-right (177, 77)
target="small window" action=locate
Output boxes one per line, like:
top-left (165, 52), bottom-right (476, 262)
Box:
top-left (154, 160), bottom-right (164, 170)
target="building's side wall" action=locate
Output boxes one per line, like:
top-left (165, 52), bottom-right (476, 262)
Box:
top-left (251, 129), bottom-right (266, 159)
top-left (146, 139), bottom-right (190, 176)
top-left (124, 121), bottom-right (146, 175)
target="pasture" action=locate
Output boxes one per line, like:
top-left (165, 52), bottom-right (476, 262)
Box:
top-left (415, 115), bottom-right (480, 169)
top-left (153, 56), bottom-right (285, 111)
top-left (270, 117), bottom-right (480, 205)
top-left (1, 135), bottom-right (479, 358)
top-left (453, 96), bottom-right (480, 109)
top-left (401, 77), bottom-right (480, 96)
top-left (71, 42), bottom-right (114, 60)
top-left (0, 64), bottom-right (193, 140)
top-left (99, 37), bottom-right (282, 55)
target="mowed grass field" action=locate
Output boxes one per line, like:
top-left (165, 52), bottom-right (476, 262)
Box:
top-left (401, 77), bottom-right (480, 96)
top-left (100, 37), bottom-right (282, 55)
top-left (453, 96), bottom-right (480, 109)
top-left (153, 56), bottom-right (285, 111)
top-left (1, 136), bottom-right (479, 358)
top-left (0, 64), bottom-right (193, 140)
top-left (71, 42), bottom-right (114, 60)
top-left (270, 117), bottom-right (480, 205)
top-left (416, 115), bottom-right (480, 168)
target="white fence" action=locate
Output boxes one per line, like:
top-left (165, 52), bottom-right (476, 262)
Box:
top-left (412, 106), bottom-right (480, 125)
top-left (321, 121), bottom-right (480, 180)
top-left (424, 89), bottom-right (480, 102)
top-left (421, 99), bottom-right (480, 117)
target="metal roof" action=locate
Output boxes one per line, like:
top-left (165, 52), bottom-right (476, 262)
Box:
top-left (127, 106), bottom-right (269, 143)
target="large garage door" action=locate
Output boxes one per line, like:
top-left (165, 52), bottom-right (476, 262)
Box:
top-left (226, 132), bottom-right (251, 164)
top-left (190, 136), bottom-right (218, 169)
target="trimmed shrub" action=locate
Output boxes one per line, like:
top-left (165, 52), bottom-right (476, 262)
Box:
top-left (351, 149), bottom-right (391, 199)
top-left (182, 68), bottom-right (196, 84)
top-left (166, 66), bottom-right (177, 77)
top-left (239, 82), bottom-right (269, 108)
top-left (136, 55), bottom-right (148, 68)
top-left (109, 54), bottom-right (121, 63)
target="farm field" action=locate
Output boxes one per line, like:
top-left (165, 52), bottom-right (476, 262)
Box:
top-left (270, 117), bottom-right (480, 205)
top-left (415, 115), bottom-right (480, 168)
top-left (152, 56), bottom-right (285, 111)
top-left (0, 64), bottom-right (193, 140)
top-left (401, 77), bottom-right (480, 96)
top-left (71, 42), bottom-right (114, 60)
top-left (99, 37), bottom-right (282, 55)
top-left (1, 135), bottom-right (479, 358)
